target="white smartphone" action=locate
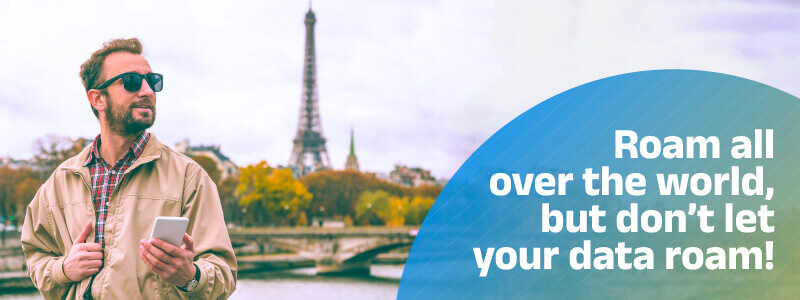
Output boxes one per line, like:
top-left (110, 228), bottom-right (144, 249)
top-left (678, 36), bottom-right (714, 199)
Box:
top-left (149, 217), bottom-right (189, 247)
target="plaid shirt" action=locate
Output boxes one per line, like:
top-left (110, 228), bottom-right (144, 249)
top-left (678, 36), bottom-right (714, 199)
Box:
top-left (82, 131), bottom-right (150, 253)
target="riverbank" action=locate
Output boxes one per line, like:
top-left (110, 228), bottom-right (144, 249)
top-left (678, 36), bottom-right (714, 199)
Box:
top-left (2, 264), bottom-right (405, 300)
top-left (0, 253), bottom-right (407, 295)
top-left (0, 271), bottom-right (34, 294)
top-left (237, 252), bottom-right (406, 273)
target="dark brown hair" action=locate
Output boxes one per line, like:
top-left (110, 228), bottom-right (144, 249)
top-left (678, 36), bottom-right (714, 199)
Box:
top-left (79, 38), bottom-right (143, 117)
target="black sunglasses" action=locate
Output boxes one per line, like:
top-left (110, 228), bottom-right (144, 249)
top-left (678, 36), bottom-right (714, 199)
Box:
top-left (93, 72), bottom-right (163, 92)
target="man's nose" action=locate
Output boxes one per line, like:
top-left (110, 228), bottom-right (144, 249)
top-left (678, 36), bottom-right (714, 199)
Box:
top-left (138, 78), bottom-right (154, 97)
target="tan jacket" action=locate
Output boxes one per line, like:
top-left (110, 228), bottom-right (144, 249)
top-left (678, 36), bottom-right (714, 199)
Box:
top-left (21, 134), bottom-right (237, 299)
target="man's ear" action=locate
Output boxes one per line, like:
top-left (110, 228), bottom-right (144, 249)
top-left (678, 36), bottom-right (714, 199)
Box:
top-left (87, 89), bottom-right (106, 113)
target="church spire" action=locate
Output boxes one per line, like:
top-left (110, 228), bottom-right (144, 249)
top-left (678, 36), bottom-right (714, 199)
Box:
top-left (345, 128), bottom-right (360, 171)
top-left (349, 128), bottom-right (356, 157)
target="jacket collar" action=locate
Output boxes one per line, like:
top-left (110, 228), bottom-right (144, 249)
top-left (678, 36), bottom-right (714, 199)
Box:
top-left (83, 131), bottom-right (150, 167)
top-left (60, 133), bottom-right (164, 178)
top-left (127, 133), bottom-right (163, 173)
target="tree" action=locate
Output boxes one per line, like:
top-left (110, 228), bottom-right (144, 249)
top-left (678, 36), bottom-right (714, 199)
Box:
top-left (355, 190), bottom-right (408, 226)
top-left (0, 166), bottom-right (42, 227)
top-left (189, 155), bottom-right (222, 186)
top-left (355, 190), bottom-right (435, 226)
top-left (190, 155), bottom-right (241, 225)
top-left (343, 215), bottom-right (354, 227)
top-left (237, 161), bottom-right (312, 226)
top-left (218, 175), bottom-right (241, 226)
top-left (296, 212), bottom-right (309, 226)
top-left (356, 190), bottom-right (391, 225)
top-left (385, 196), bottom-right (408, 226)
top-left (406, 196), bottom-right (435, 225)
top-left (300, 170), bottom-right (408, 219)
top-left (301, 170), bottom-right (444, 224)
top-left (411, 184), bottom-right (443, 199)
top-left (32, 135), bottom-right (88, 179)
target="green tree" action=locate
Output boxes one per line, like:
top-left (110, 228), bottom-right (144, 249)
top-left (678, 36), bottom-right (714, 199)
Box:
top-left (356, 190), bottom-right (391, 225)
top-left (355, 190), bottom-right (409, 226)
top-left (237, 161), bottom-right (312, 226)
top-left (405, 196), bottom-right (435, 225)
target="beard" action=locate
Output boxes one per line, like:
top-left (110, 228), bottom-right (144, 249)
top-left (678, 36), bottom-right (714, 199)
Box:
top-left (104, 93), bottom-right (156, 137)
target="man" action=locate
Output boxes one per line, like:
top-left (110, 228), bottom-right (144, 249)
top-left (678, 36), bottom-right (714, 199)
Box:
top-left (21, 38), bottom-right (237, 299)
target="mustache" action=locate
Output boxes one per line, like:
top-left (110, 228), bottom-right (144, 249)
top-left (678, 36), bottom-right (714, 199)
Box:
top-left (130, 99), bottom-right (154, 108)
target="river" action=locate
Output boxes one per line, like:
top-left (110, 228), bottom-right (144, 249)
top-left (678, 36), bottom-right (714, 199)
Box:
top-left (0, 265), bottom-right (403, 299)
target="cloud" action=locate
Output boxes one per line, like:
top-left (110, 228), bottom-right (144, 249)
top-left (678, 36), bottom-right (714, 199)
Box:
top-left (2, 0), bottom-right (800, 180)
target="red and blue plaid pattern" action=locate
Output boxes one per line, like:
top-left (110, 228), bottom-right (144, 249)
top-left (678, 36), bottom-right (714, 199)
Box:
top-left (82, 131), bottom-right (149, 253)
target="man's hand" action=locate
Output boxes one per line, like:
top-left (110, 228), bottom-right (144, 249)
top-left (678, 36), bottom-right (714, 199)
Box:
top-left (63, 221), bottom-right (103, 282)
top-left (140, 233), bottom-right (196, 288)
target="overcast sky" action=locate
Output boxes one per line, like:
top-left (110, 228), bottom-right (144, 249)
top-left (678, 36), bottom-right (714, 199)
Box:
top-left (1, 0), bottom-right (799, 179)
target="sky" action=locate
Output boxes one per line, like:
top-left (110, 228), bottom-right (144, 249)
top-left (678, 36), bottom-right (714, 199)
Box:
top-left (1, 0), bottom-right (799, 179)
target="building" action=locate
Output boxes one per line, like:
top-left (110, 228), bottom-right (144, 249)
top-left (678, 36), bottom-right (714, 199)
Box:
top-left (388, 164), bottom-right (437, 187)
top-left (344, 129), bottom-right (360, 171)
top-left (174, 139), bottom-right (238, 179)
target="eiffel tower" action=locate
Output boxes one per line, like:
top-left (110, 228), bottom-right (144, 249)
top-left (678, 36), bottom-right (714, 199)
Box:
top-left (289, 6), bottom-right (332, 176)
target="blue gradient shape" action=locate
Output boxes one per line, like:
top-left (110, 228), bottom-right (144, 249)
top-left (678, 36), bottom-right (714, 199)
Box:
top-left (399, 70), bottom-right (800, 299)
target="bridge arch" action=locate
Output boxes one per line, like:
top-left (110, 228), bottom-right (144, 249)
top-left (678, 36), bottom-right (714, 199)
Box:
top-left (230, 227), bottom-right (417, 275)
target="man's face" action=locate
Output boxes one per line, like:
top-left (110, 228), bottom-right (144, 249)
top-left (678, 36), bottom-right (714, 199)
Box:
top-left (99, 52), bottom-right (157, 136)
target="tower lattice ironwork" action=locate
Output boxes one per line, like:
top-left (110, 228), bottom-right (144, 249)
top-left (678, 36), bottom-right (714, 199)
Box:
top-left (289, 7), bottom-right (332, 176)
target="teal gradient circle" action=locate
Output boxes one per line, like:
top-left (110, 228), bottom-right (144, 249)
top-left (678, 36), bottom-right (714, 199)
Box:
top-left (399, 70), bottom-right (800, 299)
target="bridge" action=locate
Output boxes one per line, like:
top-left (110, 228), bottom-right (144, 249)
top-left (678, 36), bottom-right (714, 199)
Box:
top-left (228, 226), bottom-right (417, 275)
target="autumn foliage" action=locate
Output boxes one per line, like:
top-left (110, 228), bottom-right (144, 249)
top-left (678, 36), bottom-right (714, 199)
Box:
top-left (189, 155), bottom-right (222, 185)
top-left (300, 170), bottom-right (441, 226)
top-left (355, 190), bottom-right (436, 226)
top-left (236, 161), bottom-right (312, 226)
top-left (0, 166), bottom-right (42, 226)
top-left (4, 135), bottom-right (443, 229)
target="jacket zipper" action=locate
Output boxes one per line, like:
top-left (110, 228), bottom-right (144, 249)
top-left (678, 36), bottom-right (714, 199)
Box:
top-left (69, 169), bottom-right (95, 298)
top-left (71, 156), bottom-right (158, 299)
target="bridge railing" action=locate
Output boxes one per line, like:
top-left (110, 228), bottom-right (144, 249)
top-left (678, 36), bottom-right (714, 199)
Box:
top-left (229, 226), bottom-right (420, 239)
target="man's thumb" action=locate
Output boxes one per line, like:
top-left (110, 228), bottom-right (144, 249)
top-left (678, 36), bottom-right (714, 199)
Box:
top-left (182, 233), bottom-right (195, 252)
top-left (74, 221), bottom-right (93, 244)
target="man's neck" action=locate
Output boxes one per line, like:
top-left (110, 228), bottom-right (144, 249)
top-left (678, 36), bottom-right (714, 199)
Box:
top-left (98, 128), bottom-right (141, 165)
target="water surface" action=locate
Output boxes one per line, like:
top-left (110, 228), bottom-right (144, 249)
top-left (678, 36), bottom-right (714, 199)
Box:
top-left (1, 265), bottom-right (403, 300)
